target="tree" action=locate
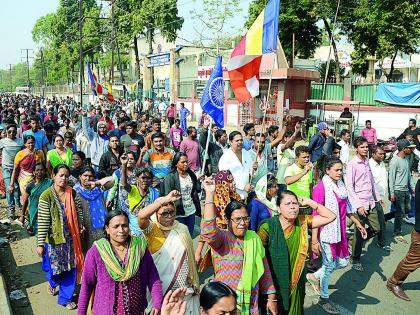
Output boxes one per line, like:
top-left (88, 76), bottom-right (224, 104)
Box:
top-left (131, 0), bottom-right (184, 92)
top-left (349, 0), bottom-right (420, 81)
top-left (190, 0), bottom-right (242, 56)
top-left (312, 0), bottom-right (358, 83)
top-left (31, 0), bottom-right (104, 86)
top-left (245, 0), bottom-right (321, 62)
top-left (317, 60), bottom-right (345, 83)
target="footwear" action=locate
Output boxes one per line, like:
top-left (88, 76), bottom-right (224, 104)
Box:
top-left (386, 281), bottom-right (411, 301)
top-left (318, 298), bottom-right (340, 314)
top-left (377, 244), bottom-right (392, 252)
top-left (352, 262), bottom-right (364, 272)
top-left (306, 273), bottom-right (320, 295)
top-left (403, 216), bottom-right (416, 225)
top-left (65, 302), bottom-right (77, 310)
top-left (47, 285), bottom-right (58, 296)
top-left (394, 235), bottom-right (408, 244)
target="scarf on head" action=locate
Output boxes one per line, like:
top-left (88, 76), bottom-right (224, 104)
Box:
top-left (154, 220), bottom-right (200, 294)
top-left (213, 170), bottom-right (241, 227)
top-left (236, 230), bottom-right (265, 315)
top-left (94, 236), bottom-right (146, 282)
top-left (255, 175), bottom-right (278, 215)
top-left (320, 175), bottom-right (354, 244)
top-left (74, 183), bottom-right (107, 230)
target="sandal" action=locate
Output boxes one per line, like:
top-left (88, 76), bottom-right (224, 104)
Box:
top-left (65, 302), bottom-right (77, 310)
top-left (319, 299), bottom-right (340, 314)
top-left (47, 285), bottom-right (58, 296)
top-left (306, 273), bottom-right (320, 295)
top-left (352, 262), bottom-right (364, 272)
top-left (394, 235), bottom-right (408, 244)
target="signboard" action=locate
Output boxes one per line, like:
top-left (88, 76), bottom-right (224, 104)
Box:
top-left (148, 53), bottom-right (170, 67)
top-left (198, 65), bottom-right (228, 80)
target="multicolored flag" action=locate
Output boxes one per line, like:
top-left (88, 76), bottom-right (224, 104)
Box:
top-left (200, 56), bottom-right (224, 128)
top-left (87, 62), bottom-right (114, 103)
top-left (227, 0), bottom-right (280, 103)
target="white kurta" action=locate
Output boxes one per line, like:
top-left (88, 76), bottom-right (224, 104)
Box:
top-left (218, 148), bottom-right (253, 199)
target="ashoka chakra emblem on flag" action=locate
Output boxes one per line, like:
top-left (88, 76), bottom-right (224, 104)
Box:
top-left (209, 77), bottom-right (224, 109)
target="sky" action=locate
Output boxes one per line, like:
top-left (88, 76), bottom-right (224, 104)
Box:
top-left (0, 0), bottom-right (253, 67)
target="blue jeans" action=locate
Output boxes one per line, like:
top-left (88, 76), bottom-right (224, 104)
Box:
top-left (177, 214), bottom-right (195, 237)
top-left (2, 166), bottom-right (20, 217)
top-left (314, 241), bottom-right (349, 299)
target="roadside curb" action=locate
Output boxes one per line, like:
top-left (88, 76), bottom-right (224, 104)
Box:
top-left (0, 272), bottom-right (12, 315)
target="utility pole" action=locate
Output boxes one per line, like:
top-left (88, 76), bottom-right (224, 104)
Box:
top-left (111, 0), bottom-right (115, 84)
top-left (40, 49), bottom-right (46, 97)
top-left (21, 48), bottom-right (33, 90)
top-left (79, 0), bottom-right (84, 107)
top-left (7, 64), bottom-right (12, 93)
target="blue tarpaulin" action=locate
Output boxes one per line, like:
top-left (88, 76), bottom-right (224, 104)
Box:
top-left (375, 83), bottom-right (420, 106)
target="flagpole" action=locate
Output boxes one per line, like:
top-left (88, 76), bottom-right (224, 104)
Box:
top-left (250, 53), bottom-right (276, 180)
top-left (200, 118), bottom-right (213, 177)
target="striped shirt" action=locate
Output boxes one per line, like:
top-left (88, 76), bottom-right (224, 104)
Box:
top-left (200, 217), bottom-right (275, 315)
top-left (142, 147), bottom-right (174, 179)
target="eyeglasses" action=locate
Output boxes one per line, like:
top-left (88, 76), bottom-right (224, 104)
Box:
top-left (159, 210), bottom-right (176, 218)
top-left (230, 216), bottom-right (251, 224)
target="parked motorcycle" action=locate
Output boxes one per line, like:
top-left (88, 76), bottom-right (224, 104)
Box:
top-left (377, 137), bottom-right (397, 163)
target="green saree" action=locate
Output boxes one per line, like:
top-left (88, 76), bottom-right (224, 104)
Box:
top-left (28, 178), bottom-right (53, 234)
top-left (258, 215), bottom-right (310, 314)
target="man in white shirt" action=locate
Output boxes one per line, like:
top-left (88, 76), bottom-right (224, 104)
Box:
top-left (369, 145), bottom-right (390, 250)
top-left (337, 129), bottom-right (351, 169)
top-left (218, 131), bottom-right (256, 199)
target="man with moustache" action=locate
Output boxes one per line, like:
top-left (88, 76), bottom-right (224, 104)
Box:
top-left (180, 126), bottom-right (201, 175)
top-left (218, 131), bottom-right (256, 200)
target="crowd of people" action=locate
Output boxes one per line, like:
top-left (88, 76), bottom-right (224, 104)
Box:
top-left (0, 93), bottom-right (419, 314)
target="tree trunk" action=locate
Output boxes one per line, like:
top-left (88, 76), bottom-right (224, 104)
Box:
top-left (133, 36), bottom-right (141, 79)
top-left (388, 51), bottom-right (398, 82)
top-left (323, 18), bottom-right (341, 83)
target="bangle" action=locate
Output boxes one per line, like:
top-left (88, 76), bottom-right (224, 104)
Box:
top-left (267, 299), bottom-right (278, 302)
top-left (204, 201), bottom-right (215, 205)
top-left (312, 241), bottom-right (319, 245)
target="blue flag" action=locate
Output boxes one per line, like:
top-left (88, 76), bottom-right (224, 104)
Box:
top-left (200, 56), bottom-right (224, 128)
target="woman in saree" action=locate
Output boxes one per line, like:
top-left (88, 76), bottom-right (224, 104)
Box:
top-left (138, 190), bottom-right (201, 314)
top-left (195, 169), bottom-right (241, 266)
top-left (200, 177), bottom-right (278, 315)
top-left (248, 173), bottom-right (278, 231)
top-left (46, 134), bottom-right (73, 175)
top-left (120, 153), bottom-right (159, 236)
top-left (74, 166), bottom-right (113, 254)
top-left (306, 157), bottom-right (367, 314)
top-left (9, 134), bottom-right (45, 204)
top-left (20, 162), bottom-right (52, 234)
top-left (257, 190), bottom-right (336, 314)
top-left (36, 164), bottom-right (84, 310)
top-left (78, 210), bottom-right (163, 315)
top-left (106, 151), bottom-right (139, 210)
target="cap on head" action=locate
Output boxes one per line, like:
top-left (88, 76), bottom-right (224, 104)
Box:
top-left (317, 122), bottom-right (328, 131)
top-left (397, 139), bottom-right (416, 151)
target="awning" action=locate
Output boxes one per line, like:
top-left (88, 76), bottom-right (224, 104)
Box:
top-left (375, 83), bottom-right (420, 106)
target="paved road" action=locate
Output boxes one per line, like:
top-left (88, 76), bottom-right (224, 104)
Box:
top-left (0, 209), bottom-right (419, 314)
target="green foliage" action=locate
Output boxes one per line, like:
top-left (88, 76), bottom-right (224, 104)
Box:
top-left (349, 0), bottom-right (420, 78)
top-left (0, 64), bottom-right (33, 92)
top-left (246, 0), bottom-right (321, 60)
top-left (132, 0), bottom-right (184, 44)
top-left (316, 60), bottom-right (345, 82)
top-left (190, 0), bottom-right (242, 54)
